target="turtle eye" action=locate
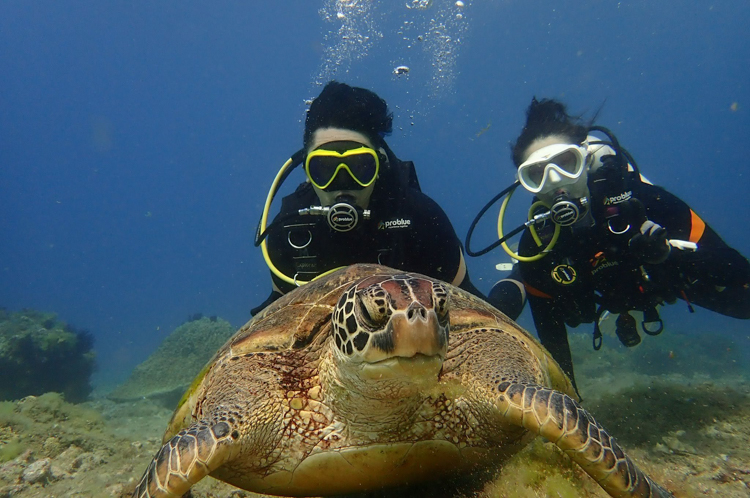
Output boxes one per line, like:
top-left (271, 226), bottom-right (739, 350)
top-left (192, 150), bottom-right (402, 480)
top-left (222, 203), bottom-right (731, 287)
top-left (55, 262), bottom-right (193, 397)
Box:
top-left (356, 290), bottom-right (390, 328)
top-left (432, 283), bottom-right (449, 323)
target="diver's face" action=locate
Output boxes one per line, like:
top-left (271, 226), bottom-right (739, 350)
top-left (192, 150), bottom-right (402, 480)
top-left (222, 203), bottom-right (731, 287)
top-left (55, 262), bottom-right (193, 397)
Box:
top-left (520, 134), bottom-right (590, 206)
top-left (308, 128), bottom-right (378, 209)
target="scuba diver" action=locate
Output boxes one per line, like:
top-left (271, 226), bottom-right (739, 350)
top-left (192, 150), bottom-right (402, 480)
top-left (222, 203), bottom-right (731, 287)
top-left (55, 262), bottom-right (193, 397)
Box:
top-left (252, 81), bottom-right (482, 315)
top-left (467, 97), bottom-right (750, 391)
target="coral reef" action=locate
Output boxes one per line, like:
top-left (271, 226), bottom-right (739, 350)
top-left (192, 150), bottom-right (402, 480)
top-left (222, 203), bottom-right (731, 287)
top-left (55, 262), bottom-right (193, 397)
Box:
top-left (107, 317), bottom-right (235, 407)
top-left (0, 309), bottom-right (96, 403)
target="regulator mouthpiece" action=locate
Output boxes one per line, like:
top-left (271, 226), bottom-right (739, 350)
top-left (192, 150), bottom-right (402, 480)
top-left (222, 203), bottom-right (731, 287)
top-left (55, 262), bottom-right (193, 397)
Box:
top-left (550, 193), bottom-right (587, 226)
top-left (327, 202), bottom-right (360, 232)
top-left (299, 202), bottom-right (371, 232)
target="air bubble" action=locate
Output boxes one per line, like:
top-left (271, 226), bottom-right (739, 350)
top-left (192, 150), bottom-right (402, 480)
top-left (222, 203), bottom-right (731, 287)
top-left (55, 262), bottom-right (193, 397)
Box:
top-left (393, 65), bottom-right (410, 75)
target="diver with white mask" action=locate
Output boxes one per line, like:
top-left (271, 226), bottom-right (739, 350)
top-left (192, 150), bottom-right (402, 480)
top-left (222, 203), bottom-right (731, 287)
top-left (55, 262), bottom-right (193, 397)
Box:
top-left (467, 98), bottom-right (750, 393)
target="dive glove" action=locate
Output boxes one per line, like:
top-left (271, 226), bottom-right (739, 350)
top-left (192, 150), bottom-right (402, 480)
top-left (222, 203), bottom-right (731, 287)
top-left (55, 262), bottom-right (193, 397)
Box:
top-left (629, 219), bottom-right (671, 264)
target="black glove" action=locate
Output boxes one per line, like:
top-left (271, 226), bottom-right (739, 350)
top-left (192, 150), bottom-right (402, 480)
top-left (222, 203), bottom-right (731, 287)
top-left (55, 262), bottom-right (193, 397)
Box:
top-left (628, 219), bottom-right (671, 264)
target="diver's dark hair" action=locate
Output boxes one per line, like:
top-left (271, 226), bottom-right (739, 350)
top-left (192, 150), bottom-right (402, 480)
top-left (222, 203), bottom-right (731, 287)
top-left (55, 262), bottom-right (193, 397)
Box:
top-left (511, 98), bottom-right (592, 167)
top-left (303, 81), bottom-right (393, 149)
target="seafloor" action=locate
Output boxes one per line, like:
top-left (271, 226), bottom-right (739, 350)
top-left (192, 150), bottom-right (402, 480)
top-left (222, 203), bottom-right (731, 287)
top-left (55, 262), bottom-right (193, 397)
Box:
top-left (0, 329), bottom-right (748, 497)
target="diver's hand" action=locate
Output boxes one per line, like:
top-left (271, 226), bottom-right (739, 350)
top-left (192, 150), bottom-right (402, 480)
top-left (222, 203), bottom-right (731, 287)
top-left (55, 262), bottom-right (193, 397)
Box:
top-left (629, 219), bottom-right (671, 264)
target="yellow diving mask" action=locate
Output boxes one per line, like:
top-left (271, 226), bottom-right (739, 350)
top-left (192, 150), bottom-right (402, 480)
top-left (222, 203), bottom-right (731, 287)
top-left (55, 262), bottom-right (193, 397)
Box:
top-left (305, 144), bottom-right (380, 190)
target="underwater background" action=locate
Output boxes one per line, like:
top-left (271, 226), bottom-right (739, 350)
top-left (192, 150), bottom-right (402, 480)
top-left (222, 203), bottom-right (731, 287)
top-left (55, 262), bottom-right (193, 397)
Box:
top-left (1, 0), bottom-right (748, 397)
top-left (2, 2), bottom-right (750, 496)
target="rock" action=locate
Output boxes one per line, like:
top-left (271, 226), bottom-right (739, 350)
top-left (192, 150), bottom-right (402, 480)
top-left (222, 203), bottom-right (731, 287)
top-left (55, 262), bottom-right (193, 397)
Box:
top-left (42, 436), bottom-right (63, 456)
top-left (49, 462), bottom-right (71, 481)
top-left (15, 449), bottom-right (33, 464)
top-left (53, 445), bottom-right (84, 474)
top-left (0, 460), bottom-right (23, 482)
top-left (654, 442), bottom-right (672, 454)
top-left (71, 452), bottom-right (106, 472)
top-left (662, 432), bottom-right (698, 455)
top-left (0, 484), bottom-right (26, 497)
top-left (0, 449), bottom-right (33, 483)
top-left (106, 482), bottom-right (126, 496)
top-left (22, 458), bottom-right (51, 484)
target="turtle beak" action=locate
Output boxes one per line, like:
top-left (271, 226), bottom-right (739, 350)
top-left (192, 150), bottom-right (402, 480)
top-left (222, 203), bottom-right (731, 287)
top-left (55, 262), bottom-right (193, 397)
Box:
top-left (367, 303), bottom-right (448, 361)
top-left (357, 304), bottom-right (447, 383)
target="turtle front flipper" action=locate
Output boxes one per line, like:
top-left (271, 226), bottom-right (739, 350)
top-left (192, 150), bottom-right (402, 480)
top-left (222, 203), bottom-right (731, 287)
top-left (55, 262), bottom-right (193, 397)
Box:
top-left (496, 382), bottom-right (673, 498)
top-left (132, 420), bottom-right (239, 498)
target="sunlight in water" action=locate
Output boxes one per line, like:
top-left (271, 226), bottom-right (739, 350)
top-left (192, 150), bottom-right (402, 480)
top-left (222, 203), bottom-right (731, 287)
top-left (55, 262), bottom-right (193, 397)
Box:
top-left (314, 0), bottom-right (472, 100)
top-left (315, 0), bottom-right (381, 86)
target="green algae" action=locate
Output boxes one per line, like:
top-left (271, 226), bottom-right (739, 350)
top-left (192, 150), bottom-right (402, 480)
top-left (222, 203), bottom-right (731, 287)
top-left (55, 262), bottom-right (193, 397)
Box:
top-left (0, 310), bottom-right (96, 402)
top-left (0, 439), bottom-right (24, 463)
top-left (108, 317), bottom-right (235, 407)
top-left (485, 439), bottom-right (599, 497)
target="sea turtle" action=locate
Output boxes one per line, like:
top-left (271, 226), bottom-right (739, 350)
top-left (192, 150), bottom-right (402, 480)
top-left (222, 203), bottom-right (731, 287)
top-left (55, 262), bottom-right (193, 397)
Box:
top-left (132, 264), bottom-right (672, 498)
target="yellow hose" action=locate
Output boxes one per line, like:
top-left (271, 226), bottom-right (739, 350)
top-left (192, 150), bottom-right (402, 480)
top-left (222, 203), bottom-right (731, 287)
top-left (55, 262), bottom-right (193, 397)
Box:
top-left (497, 189), bottom-right (560, 262)
top-left (260, 157), bottom-right (344, 287)
top-left (260, 157), bottom-right (306, 286)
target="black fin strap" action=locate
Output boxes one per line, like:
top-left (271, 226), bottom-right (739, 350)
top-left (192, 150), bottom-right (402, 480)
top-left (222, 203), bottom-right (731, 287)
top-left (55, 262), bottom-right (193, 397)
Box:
top-left (592, 323), bottom-right (603, 350)
top-left (642, 320), bottom-right (663, 336)
top-left (641, 306), bottom-right (664, 336)
top-left (592, 305), bottom-right (605, 350)
top-left (641, 319), bottom-right (664, 336)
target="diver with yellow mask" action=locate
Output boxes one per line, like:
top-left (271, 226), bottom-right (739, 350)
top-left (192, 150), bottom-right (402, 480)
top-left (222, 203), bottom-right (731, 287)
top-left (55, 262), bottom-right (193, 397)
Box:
top-left (468, 97), bottom-right (750, 392)
top-left (252, 81), bottom-right (482, 315)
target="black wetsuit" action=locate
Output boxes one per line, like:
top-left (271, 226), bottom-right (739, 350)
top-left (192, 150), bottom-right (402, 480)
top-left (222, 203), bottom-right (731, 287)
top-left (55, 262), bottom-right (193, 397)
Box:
top-left (514, 182), bottom-right (750, 386)
top-left (254, 160), bottom-right (481, 314)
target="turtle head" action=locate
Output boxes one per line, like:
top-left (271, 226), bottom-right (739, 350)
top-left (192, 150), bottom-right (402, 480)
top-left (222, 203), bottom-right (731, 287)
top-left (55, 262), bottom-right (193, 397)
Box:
top-left (331, 273), bottom-right (450, 386)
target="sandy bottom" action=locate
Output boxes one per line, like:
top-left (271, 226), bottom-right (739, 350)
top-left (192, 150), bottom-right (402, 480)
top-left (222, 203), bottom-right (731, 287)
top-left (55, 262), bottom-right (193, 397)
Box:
top-left (0, 333), bottom-right (748, 497)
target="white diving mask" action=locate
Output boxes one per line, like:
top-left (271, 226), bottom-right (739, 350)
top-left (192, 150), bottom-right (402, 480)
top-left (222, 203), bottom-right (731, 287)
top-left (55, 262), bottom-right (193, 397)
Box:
top-left (517, 143), bottom-right (590, 194)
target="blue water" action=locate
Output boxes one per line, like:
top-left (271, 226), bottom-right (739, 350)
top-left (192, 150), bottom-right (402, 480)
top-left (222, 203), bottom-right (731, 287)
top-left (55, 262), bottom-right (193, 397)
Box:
top-left (1, 1), bottom-right (748, 388)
